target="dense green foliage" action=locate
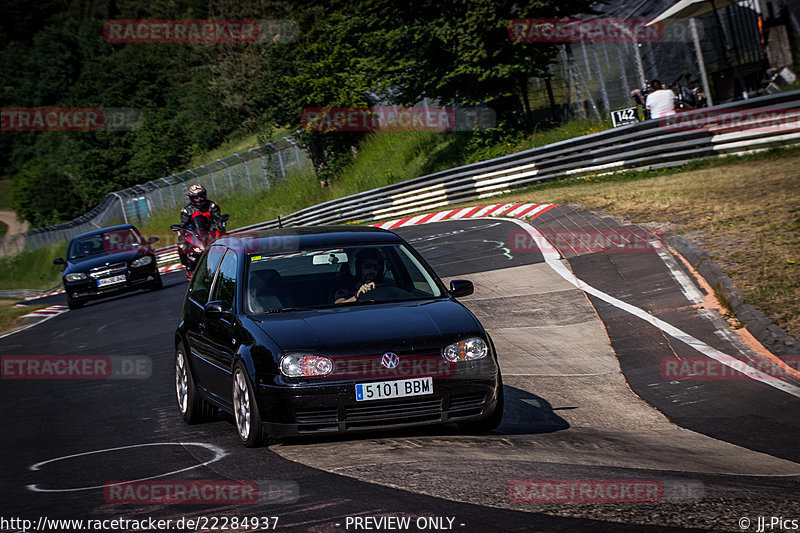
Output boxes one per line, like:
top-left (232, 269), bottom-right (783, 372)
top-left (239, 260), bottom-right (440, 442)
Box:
top-left (1, 0), bottom-right (593, 227)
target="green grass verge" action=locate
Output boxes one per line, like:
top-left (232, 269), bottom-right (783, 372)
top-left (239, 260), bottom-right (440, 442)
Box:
top-left (0, 300), bottom-right (49, 336)
top-left (0, 243), bottom-right (65, 290)
top-left (0, 220), bottom-right (7, 238)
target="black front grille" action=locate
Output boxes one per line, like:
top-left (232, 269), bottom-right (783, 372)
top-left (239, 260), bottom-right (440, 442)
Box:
top-left (347, 397), bottom-right (443, 420)
top-left (293, 407), bottom-right (339, 433)
top-left (289, 391), bottom-right (489, 433)
top-left (294, 408), bottom-right (338, 424)
top-left (344, 397), bottom-right (443, 429)
top-left (449, 393), bottom-right (486, 417)
top-left (89, 262), bottom-right (127, 279)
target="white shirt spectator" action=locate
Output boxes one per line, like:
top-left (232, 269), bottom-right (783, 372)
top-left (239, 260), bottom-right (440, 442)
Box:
top-left (645, 89), bottom-right (676, 119)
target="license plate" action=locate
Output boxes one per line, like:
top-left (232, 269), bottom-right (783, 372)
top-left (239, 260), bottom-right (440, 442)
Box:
top-left (355, 377), bottom-right (433, 402)
top-left (97, 274), bottom-right (126, 287)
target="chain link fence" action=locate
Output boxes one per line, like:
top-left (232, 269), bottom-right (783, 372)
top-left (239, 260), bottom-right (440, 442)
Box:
top-left (0, 136), bottom-right (310, 255)
top-left (525, 0), bottom-right (793, 123)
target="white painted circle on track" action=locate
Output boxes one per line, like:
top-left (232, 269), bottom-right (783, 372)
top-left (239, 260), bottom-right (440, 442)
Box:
top-left (26, 442), bottom-right (226, 493)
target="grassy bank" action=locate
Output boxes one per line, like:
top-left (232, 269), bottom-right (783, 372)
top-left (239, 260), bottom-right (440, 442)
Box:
top-left (0, 243), bottom-right (65, 290)
top-left (454, 148), bottom-right (800, 340)
top-left (0, 300), bottom-right (48, 335)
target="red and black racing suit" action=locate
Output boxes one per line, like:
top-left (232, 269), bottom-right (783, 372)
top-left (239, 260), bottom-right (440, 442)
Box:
top-left (178, 199), bottom-right (222, 271)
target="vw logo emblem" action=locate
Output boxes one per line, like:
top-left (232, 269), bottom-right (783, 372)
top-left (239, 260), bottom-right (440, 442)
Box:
top-left (381, 352), bottom-right (399, 369)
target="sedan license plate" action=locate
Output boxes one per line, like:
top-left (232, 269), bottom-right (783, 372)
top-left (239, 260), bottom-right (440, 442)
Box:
top-left (97, 274), bottom-right (126, 287)
top-left (355, 377), bottom-right (433, 402)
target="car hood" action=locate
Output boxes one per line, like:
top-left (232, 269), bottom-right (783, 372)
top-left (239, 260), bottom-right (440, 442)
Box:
top-left (65, 249), bottom-right (150, 271)
top-left (252, 299), bottom-right (482, 355)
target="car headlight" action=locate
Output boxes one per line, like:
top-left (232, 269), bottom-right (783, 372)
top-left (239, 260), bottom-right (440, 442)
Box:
top-left (130, 255), bottom-right (153, 267)
top-left (280, 354), bottom-right (333, 377)
top-left (65, 273), bottom-right (87, 282)
top-left (443, 337), bottom-right (488, 362)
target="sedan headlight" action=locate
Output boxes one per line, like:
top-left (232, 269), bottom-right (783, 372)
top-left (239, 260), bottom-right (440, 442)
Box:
top-left (280, 354), bottom-right (333, 377)
top-left (130, 255), bottom-right (153, 267)
top-left (65, 273), bottom-right (87, 282)
top-left (443, 337), bottom-right (488, 362)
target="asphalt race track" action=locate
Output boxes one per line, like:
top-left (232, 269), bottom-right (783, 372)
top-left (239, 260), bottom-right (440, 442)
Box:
top-left (1, 208), bottom-right (799, 533)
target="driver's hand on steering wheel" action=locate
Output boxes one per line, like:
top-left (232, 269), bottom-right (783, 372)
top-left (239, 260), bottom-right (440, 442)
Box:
top-left (356, 282), bottom-right (375, 298)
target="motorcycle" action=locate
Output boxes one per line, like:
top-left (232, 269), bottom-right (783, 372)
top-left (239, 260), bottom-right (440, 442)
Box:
top-left (170, 213), bottom-right (229, 280)
top-left (670, 75), bottom-right (707, 111)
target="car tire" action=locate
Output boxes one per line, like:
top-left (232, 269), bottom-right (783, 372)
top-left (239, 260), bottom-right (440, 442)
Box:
top-left (458, 372), bottom-right (504, 433)
top-left (175, 343), bottom-right (216, 424)
top-left (150, 273), bottom-right (164, 290)
top-left (66, 293), bottom-right (84, 310)
top-left (232, 362), bottom-right (268, 447)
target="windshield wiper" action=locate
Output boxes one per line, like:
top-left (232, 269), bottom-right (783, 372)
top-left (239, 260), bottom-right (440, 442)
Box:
top-left (263, 306), bottom-right (322, 313)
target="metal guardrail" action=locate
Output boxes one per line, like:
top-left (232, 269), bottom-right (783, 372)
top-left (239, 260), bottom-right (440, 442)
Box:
top-left (232, 90), bottom-right (800, 232)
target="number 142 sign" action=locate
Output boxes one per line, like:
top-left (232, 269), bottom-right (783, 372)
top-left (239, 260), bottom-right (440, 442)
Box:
top-left (611, 107), bottom-right (639, 127)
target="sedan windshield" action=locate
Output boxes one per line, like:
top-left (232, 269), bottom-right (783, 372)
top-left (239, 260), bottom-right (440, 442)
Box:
top-left (68, 229), bottom-right (144, 259)
top-left (246, 244), bottom-right (442, 314)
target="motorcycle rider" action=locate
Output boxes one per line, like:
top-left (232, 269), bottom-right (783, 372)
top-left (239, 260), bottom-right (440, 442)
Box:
top-left (180, 184), bottom-right (222, 230)
top-left (177, 184), bottom-right (224, 277)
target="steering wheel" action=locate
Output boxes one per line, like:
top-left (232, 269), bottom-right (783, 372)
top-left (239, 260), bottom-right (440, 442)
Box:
top-left (355, 283), bottom-right (408, 302)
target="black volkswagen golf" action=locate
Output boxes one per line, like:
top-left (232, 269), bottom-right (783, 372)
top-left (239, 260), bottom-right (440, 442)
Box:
top-left (174, 226), bottom-right (503, 446)
top-left (54, 224), bottom-right (163, 309)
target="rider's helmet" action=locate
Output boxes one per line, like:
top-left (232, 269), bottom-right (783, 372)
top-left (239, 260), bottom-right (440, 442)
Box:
top-left (188, 184), bottom-right (207, 208)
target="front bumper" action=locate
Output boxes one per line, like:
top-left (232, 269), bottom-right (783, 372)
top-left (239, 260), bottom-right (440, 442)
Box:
top-left (65, 265), bottom-right (160, 301)
top-left (255, 375), bottom-right (499, 436)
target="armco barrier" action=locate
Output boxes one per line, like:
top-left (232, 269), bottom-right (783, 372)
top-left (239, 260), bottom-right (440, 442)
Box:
top-left (232, 90), bottom-right (800, 233)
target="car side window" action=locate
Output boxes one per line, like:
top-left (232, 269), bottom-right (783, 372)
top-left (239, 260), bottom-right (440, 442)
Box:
top-left (188, 245), bottom-right (225, 304)
top-left (210, 250), bottom-right (237, 308)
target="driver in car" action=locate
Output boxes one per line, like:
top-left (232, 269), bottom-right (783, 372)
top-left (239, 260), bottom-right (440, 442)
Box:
top-left (335, 248), bottom-right (385, 304)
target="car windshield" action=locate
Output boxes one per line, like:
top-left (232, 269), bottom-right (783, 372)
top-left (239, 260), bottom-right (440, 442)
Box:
top-left (67, 228), bottom-right (144, 259)
top-left (245, 244), bottom-right (443, 314)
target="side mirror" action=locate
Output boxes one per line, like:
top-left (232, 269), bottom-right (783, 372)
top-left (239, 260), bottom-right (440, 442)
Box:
top-left (148, 236), bottom-right (159, 244)
top-left (220, 214), bottom-right (230, 223)
top-left (170, 224), bottom-right (183, 231)
top-left (449, 279), bottom-right (474, 298)
top-left (204, 300), bottom-right (234, 320)
top-left (53, 257), bottom-right (66, 266)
